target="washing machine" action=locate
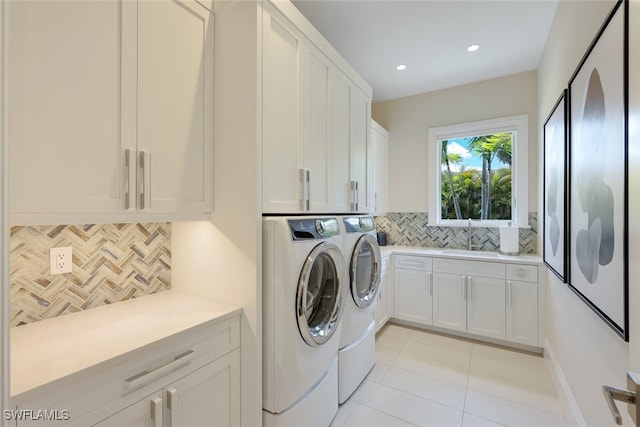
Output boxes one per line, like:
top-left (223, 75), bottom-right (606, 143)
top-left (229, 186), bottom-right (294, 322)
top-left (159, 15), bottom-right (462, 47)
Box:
top-left (338, 215), bottom-right (382, 404)
top-left (262, 216), bottom-right (348, 427)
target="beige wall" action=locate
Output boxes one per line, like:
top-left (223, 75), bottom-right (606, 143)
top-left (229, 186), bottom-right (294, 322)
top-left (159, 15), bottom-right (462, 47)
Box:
top-left (372, 70), bottom-right (538, 214)
top-left (538, 0), bottom-right (632, 425)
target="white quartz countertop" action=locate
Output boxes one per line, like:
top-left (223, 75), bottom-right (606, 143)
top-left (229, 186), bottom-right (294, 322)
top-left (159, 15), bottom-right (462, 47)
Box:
top-left (380, 245), bottom-right (542, 265)
top-left (10, 290), bottom-right (242, 397)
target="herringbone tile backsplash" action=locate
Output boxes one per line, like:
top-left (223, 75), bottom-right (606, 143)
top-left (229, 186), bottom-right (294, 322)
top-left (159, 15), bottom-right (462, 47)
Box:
top-left (375, 212), bottom-right (537, 254)
top-left (10, 223), bottom-right (171, 327)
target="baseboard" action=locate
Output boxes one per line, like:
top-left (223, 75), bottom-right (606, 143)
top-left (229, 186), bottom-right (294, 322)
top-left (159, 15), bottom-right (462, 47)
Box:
top-left (544, 338), bottom-right (587, 427)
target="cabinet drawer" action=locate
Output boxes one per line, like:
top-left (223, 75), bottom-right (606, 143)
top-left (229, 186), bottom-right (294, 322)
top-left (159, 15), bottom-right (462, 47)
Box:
top-left (13, 316), bottom-right (240, 426)
top-left (434, 257), bottom-right (505, 279)
top-left (394, 255), bottom-right (432, 271)
top-left (506, 264), bottom-right (538, 283)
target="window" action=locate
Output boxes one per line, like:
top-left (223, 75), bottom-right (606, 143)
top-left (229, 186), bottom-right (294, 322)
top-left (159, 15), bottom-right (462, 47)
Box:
top-left (428, 114), bottom-right (529, 227)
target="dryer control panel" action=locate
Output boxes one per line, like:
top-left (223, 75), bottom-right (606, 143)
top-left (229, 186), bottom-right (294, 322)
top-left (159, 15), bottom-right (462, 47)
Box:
top-left (289, 218), bottom-right (340, 240)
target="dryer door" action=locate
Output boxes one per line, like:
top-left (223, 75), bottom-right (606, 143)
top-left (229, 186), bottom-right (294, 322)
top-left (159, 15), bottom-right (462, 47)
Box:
top-left (350, 233), bottom-right (382, 308)
top-left (296, 242), bottom-right (346, 347)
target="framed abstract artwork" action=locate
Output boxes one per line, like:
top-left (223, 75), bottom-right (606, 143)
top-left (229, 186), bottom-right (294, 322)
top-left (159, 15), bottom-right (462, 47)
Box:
top-left (568, 0), bottom-right (628, 340)
top-left (543, 90), bottom-right (568, 283)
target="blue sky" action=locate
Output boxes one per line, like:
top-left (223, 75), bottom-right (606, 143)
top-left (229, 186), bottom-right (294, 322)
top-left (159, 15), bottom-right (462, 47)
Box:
top-left (443, 138), bottom-right (509, 172)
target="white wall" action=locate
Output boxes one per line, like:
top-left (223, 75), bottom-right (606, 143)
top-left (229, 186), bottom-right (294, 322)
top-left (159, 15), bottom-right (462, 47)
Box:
top-left (172, 1), bottom-right (262, 426)
top-left (1, 0), bottom-right (9, 420)
top-left (538, 0), bottom-right (632, 425)
top-left (371, 70), bottom-right (538, 214)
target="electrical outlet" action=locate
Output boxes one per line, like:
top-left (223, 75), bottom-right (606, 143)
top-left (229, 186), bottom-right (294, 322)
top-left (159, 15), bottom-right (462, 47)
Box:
top-left (50, 246), bottom-right (72, 275)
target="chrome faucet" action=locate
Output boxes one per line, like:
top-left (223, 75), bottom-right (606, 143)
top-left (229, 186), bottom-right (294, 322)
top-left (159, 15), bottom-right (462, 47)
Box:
top-left (467, 218), bottom-right (477, 251)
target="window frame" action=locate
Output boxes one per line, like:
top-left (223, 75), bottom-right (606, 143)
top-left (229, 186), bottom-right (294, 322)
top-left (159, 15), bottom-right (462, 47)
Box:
top-left (427, 114), bottom-right (529, 228)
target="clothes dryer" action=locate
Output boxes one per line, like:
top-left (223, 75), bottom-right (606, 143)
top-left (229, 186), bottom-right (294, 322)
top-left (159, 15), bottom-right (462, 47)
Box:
top-left (338, 215), bottom-right (381, 403)
top-left (262, 216), bottom-right (348, 427)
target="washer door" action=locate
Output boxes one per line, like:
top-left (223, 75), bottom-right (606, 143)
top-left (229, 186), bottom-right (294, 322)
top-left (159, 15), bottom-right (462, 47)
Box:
top-left (350, 234), bottom-right (382, 308)
top-left (296, 242), bottom-right (346, 346)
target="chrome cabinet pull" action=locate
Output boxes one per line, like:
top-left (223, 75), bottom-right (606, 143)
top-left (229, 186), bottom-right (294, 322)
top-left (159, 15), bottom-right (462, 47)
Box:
top-left (428, 272), bottom-right (433, 296)
top-left (350, 180), bottom-right (359, 211)
top-left (299, 169), bottom-right (310, 211)
top-left (124, 350), bottom-right (195, 390)
top-left (151, 397), bottom-right (163, 427)
top-left (462, 276), bottom-right (467, 301)
top-left (167, 388), bottom-right (178, 427)
top-left (124, 149), bottom-right (136, 210)
top-left (507, 281), bottom-right (512, 307)
top-left (139, 151), bottom-right (151, 210)
top-left (468, 276), bottom-right (472, 302)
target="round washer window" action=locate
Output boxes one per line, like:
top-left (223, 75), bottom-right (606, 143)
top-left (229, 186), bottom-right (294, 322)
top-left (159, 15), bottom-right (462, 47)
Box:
top-left (297, 242), bottom-right (346, 346)
top-left (350, 234), bottom-right (381, 308)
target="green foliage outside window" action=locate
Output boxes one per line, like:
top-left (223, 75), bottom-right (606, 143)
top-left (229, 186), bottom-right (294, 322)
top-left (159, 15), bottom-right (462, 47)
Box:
top-left (440, 133), bottom-right (513, 220)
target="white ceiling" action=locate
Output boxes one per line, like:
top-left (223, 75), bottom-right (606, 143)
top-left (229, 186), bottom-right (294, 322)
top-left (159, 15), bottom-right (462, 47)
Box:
top-left (292, 0), bottom-right (559, 102)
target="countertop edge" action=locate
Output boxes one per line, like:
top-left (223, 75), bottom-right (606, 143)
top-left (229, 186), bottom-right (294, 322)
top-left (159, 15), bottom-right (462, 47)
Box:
top-left (379, 245), bottom-right (543, 265)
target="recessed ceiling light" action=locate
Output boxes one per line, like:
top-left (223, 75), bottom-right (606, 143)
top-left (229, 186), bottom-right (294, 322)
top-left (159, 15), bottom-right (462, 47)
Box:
top-left (467, 44), bottom-right (480, 52)
top-left (395, 64), bottom-right (407, 71)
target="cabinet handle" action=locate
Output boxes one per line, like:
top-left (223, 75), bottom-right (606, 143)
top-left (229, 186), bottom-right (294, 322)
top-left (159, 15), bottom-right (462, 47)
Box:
top-left (305, 169), bottom-right (311, 210)
top-left (167, 388), bottom-right (178, 427)
top-left (139, 151), bottom-right (151, 210)
top-left (507, 281), bottom-right (512, 307)
top-left (124, 349), bottom-right (195, 390)
top-left (299, 169), bottom-right (310, 211)
top-left (462, 276), bottom-right (467, 301)
top-left (350, 180), bottom-right (359, 211)
top-left (374, 192), bottom-right (378, 212)
top-left (150, 397), bottom-right (163, 427)
top-left (124, 149), bottom-right (136, 210)
top-left (428, 272), bottom-right (433, 296)
top-left (468, 276), bottom-right (472, 302)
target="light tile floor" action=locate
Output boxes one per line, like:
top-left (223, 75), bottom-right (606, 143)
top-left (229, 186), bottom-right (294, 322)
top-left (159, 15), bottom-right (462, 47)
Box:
top-left (331, 324), bottom-right (570, 427)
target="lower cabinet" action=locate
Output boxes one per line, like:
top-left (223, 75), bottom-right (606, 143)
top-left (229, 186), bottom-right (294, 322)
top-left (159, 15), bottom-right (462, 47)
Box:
top-left (393, 253), bottom-right (541, 348)
top-left (94, 350), bottom-right (240, 427)
top-left (375, 255), bottom-right (392, 331)
top-left (393, 255), bottom-right (433, 325)
top-left (13, 316), bottom-right (241, 427)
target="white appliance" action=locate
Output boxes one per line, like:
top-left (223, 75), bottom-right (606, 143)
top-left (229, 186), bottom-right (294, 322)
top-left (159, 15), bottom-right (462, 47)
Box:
top-left (338, 215), bottom-right (381, 403)
top-left (262, 216), bottom-right (348, 427)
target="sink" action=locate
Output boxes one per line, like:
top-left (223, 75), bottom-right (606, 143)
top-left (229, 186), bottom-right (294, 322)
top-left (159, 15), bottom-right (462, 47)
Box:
top-left (441, 249), bottom-right (499, 258)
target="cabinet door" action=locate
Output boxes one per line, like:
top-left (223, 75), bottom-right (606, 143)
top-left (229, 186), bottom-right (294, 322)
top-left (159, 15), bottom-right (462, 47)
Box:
top-left (506, 280), bottom-right (538, 346)
top-left (375, 258), bottom-right (391, 331)
top-left (262, 8), bottom-right (304, 213)
top-left (93, 392), bottom-right (163, 427)
top-left (329, 70), bottom-right (352, 212)
top-left (8, 0), bottom-right (135, 216)
top-left (371, 120), bottom-right (389, 215)
top-left (394, 268), bottom-right (432, 325)
top-left (432, 273), bottom-right (466, 332)
top-left (467, 276), bottom-right (506, 340)
top-left (137, 0), bottom-right (213, 213)
top-left (303, 47), bottom-right (332, 212)
top-left (349, 87), bottom-right (371, 213)
top-left (166, 349), bottom-right (240, 427)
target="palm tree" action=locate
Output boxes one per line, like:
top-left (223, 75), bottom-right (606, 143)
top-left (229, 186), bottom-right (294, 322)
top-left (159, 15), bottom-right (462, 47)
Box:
top-left (468, 133), bottom-right (512, 219)
top-left (441, 140), bottom-right (463, 219)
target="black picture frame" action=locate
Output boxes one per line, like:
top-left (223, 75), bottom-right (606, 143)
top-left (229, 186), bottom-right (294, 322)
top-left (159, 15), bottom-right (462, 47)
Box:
top-left (567, 0), bottom-right (628, 340)
top-left (543, 90), bottom-right (568, 283)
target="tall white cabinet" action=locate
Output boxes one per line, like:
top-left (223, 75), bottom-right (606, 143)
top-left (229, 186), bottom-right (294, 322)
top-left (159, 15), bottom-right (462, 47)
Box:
top-left (371, 120), bottom-right (389, 215)
top-left (261, 2), bottom-right (373, 215)
top-left (8, 0), bottom-right (214, 224)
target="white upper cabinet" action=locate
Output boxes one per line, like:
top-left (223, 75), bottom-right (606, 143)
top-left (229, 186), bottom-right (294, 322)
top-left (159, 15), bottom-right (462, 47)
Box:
top-left (262, 7), bottom-right (304, 213)
top-left (261, 2), bottom-right (373, 214)
top-left (137, 0), bottom-right (214, 215)
top-left (349, 87), bottom-right (371, 213)
top-left (8, 0), bottom-right (213, 224)
top-left (371, 119), bottom-right (389, 215)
